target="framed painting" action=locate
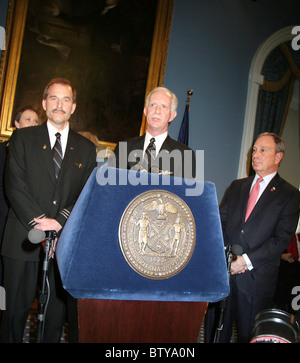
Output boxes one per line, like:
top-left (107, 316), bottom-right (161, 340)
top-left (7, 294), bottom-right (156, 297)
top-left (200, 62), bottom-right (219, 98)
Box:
top-left (0, 0), bottom-right (174, 149)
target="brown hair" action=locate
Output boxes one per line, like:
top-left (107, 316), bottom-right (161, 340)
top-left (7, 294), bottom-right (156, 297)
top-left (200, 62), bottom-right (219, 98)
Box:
top-left (43, 78), bottom-right (77, 103)
top-left (12, 106), bottom-right (39, 127)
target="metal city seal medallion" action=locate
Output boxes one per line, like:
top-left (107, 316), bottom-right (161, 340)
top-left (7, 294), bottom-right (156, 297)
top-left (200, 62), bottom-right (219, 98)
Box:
top-left (118, 190), bottom-right (196, 280)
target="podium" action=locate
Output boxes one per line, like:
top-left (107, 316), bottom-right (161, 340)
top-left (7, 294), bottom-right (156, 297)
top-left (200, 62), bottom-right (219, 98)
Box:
top-left (56, 167), bottom-right (229, 343)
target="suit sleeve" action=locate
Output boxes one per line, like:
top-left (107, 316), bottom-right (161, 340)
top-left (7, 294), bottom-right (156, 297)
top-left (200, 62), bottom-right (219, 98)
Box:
top-left (5, 130), bottom-right (46, 229)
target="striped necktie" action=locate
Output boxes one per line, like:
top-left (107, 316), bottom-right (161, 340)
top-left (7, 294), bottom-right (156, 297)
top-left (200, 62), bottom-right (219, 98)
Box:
top-left (145, 137), bottom-right (156, 172)
top-left (52, 132), bottom-right (63, 179)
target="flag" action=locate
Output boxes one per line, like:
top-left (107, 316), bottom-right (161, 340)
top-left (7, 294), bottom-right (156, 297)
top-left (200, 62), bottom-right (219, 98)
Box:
top-left (177, 102), bottom-right (189, 146)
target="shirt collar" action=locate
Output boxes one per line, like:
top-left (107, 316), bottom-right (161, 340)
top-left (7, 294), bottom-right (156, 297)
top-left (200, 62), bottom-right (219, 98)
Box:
top-left (254, 171), bottom-right (277, 185)
top-left (47, 121), bottom-right (69, 154)
top-left (144, 131), bottom-right (168, 156)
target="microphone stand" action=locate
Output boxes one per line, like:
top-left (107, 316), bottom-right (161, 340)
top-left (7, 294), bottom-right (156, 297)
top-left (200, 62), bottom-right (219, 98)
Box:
top-left (36, 232), bottom-right (56, 343)
top-left (213, 244), bottom-right (233, 343)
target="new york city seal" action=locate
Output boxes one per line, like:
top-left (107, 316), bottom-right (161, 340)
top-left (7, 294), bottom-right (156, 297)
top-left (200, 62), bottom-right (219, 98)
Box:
top-left (118, 190), bottom-right (196, 280)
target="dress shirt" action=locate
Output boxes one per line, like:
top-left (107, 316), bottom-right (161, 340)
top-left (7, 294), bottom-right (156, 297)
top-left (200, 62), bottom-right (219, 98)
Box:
top-left (47, 121), bottom-right (69, 157)
top-left (243, 172), bottom-right (277, 270)
top-left (143, 131), bottom-right (168, 158)
top-left (249, 172), bottom-right (277, 201)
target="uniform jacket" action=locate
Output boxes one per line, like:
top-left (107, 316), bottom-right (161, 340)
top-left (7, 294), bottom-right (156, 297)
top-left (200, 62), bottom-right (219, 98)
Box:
top-left (0, 141), bottom-right (9, 240)
top-left (1, 123), bottom-right (96, 261)
top-left (220, 173), bottom-right (300, 297)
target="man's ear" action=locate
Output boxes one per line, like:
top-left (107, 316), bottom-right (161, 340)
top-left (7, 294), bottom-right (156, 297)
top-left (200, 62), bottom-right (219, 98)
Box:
top-left (168, 110), bottom-right (177, 124)
top-left (71, 102), bottom-right (77, 115)
top-left (275, 152), bottom-right (284, 165)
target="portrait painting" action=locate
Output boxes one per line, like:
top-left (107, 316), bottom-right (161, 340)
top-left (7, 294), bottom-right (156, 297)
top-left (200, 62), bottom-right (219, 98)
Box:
top-left (0, 0), bottom-right (173, 147)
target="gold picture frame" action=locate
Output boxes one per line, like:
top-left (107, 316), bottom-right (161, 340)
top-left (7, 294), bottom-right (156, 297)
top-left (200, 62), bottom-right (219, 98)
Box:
top-left (0, 0), bottom-right (174, 148)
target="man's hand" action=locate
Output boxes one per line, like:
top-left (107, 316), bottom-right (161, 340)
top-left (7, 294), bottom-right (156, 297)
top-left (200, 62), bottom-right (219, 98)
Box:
top-left (231, 255), bottom-right (248, 275)
top-left (281, 252), bottom-right (295, 263)
top-left (34, 218), bottom-right (62, 255)
top-left (34, 217), bottom-right (62, 233)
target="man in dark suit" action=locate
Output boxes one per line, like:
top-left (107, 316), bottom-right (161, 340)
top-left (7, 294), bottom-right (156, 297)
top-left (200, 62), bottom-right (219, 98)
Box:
top-left (111, 87), bottom-right (195, 179)
top-left (0, 107), bottom-right (40, 321)
top-left (209, 132), bottom-right (300, 343)
top-left (0, 107), bottom-right (40, 243)
top-left (0, 78), bottom-right (96, 343)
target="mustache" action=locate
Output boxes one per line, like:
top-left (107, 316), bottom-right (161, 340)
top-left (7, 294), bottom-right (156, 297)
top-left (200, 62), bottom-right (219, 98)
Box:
top-left (52, 108), bottom-right (66, 114)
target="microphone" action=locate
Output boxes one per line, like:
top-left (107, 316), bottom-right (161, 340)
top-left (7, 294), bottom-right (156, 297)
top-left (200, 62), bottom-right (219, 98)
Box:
top-left (131, 163), bottom-right (148, 172)
top-left (28, 229), bottom-right (57, 244)
top-left (224, 244), bottom-right (244, 276)
top-left (28, 229), bottom-right (57, 343)
top-left (213, 243), bottom-right (243, 343)
top-left (232, 244), bottom-right (243, 256)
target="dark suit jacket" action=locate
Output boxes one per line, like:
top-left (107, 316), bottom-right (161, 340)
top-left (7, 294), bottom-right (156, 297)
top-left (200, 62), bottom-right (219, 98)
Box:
top-left (1, 123), bottom-right (96, 261)
top-left (0, 141), bottom-right (9, 241)
top-left (112, 134), bottom-right (195, 179)
top-left (220, 173), bottom-right (300, 297)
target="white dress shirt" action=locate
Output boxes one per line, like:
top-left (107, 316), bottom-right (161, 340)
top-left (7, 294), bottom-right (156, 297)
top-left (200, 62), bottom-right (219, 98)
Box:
top-left (47, 121), bottom-right (69, 157)
top-left (143, 131), bottom-right (168, 157)
top-left (243, 172), bottom-right (277, 270)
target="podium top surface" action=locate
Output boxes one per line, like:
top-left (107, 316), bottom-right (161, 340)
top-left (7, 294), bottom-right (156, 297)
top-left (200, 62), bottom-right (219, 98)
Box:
top-left (56, 167), bottom-right (229, 302)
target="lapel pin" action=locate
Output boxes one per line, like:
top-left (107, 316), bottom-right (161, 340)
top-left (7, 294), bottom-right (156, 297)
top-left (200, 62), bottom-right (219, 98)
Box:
top-left (75, 163), bottom-right (83, 168)
top-left (271, 187), bottom-right (276, 192)
top-left (43, 144), bottom-right (47, 150)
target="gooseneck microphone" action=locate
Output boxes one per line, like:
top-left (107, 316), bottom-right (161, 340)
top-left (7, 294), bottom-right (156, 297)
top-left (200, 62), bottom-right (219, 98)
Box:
top-left (213, 243), bottom-right (244, 343)
top-left (27, 228), bottom-right (57, 343)
top-left (28, 229), bottom-right (57, 244)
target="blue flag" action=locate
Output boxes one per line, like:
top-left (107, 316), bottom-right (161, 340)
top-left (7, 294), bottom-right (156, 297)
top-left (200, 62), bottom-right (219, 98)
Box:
top-left (177, 103), bottom-right (189, 145)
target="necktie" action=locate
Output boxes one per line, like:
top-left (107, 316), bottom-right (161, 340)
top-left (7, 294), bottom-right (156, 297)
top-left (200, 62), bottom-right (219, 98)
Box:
top-left (145, 137), bottom-right (156, 172)
top-left (245, 177), bottom-right (263, 221)
top-left (52, 132), bottom-right (63, 179)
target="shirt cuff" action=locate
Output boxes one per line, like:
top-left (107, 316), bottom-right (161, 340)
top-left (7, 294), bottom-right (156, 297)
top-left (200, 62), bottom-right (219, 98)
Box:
top-left (242, 253), bottom-right (254, 271)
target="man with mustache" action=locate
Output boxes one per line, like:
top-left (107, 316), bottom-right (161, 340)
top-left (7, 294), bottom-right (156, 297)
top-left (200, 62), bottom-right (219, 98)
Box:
top-left (0, 78), bottom-right (96, 343)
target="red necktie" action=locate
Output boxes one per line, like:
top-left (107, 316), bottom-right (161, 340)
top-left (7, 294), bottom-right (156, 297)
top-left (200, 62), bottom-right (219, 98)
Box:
top-left (245, 177), bottom-right (263, 221)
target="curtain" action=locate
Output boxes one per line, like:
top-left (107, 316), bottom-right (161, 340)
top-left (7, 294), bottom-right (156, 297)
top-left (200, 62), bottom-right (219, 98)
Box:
top-left (249, 42), bottom-right (300, 175)
top-left (253, 42), bottom-right (300, 140)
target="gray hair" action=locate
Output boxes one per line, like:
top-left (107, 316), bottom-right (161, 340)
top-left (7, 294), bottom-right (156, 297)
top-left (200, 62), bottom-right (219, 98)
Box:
top-left (145, 87), bottom-right (178, 113)
top-left (256, 132), bottom-right (285, 154)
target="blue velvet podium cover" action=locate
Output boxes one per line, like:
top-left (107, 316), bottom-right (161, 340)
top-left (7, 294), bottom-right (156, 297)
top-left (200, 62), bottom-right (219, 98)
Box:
top-left (56, 167), bottom-right (229, 302)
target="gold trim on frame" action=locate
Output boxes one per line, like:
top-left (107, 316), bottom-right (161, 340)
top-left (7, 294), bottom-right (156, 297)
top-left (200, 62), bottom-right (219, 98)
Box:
top-left (0, 0), bottom-right (29, 140)
top-left (0, 0), bottom-right (174, 145)
top-left (140, 0), bottom-right (174, 136)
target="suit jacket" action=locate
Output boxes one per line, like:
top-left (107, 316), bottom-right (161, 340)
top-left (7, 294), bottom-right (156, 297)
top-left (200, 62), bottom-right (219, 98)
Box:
top-left (220, 173), bottom-right (300, 297)
top-left (1, 123), bottom-right (96, 261)
top-left (112, 134), bottom-right (195, 179)
top-left (0, 141), bottom-right (9, 240)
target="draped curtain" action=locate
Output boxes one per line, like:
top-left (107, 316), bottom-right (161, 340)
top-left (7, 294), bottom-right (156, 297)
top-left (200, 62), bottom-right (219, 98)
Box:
top-left (250, 42), bottom-right (300, 174)
top-left (254, 42), bottom-right (300, 139)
